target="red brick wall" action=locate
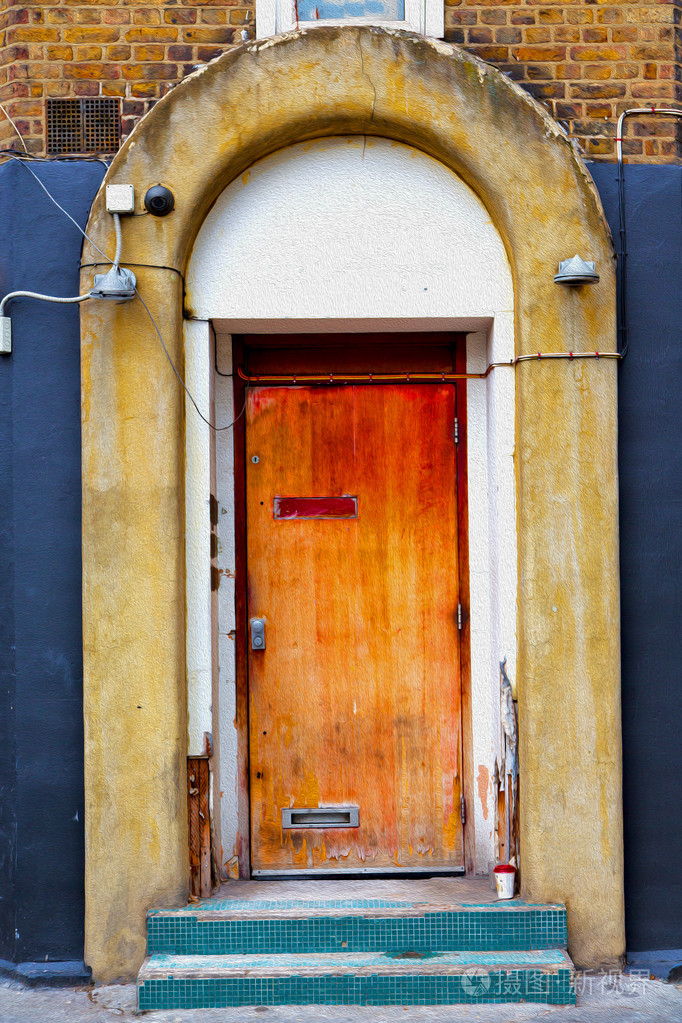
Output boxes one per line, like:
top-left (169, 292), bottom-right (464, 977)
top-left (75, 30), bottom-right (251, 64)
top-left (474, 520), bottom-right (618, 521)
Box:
top-left (446, 0), bottom-right (682, 161)
top-left (0, 0), bottom-right (255, 155)
top-left (0, 0), bottom-right (679, 161)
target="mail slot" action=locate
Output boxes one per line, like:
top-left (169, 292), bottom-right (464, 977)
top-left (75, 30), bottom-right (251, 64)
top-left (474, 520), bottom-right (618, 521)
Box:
top-left (273, 496), bottom-right (358, 520)
top-left (281, 806), bottom-right (360, 829)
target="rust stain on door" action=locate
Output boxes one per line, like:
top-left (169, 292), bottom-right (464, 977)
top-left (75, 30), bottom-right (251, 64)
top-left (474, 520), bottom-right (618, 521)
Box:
top-left (246, 384), bottom-right (463, 872)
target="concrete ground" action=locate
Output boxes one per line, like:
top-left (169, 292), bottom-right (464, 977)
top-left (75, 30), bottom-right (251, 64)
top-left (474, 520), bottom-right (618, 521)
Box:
top-left (1, 973), bottom-right (682, 1023)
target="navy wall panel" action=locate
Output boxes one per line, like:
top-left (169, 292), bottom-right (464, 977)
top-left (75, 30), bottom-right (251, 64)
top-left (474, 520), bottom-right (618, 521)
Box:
top-left (0, 159), bottom-right (105, 962)
top-left (589, 163), bottom-right (682, 953)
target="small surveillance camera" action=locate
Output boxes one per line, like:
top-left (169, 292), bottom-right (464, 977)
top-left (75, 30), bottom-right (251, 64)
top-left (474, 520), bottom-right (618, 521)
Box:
top-left (144, 184), bottom-right (175, 217)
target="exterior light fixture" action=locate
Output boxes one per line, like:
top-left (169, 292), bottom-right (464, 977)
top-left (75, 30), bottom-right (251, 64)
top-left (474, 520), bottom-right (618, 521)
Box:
top-left (554, 255), bottom-right (599, 286)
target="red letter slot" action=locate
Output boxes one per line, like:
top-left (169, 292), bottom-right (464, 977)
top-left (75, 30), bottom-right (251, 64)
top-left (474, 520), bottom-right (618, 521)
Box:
top-left (273, 496), bottom-right (358, 520)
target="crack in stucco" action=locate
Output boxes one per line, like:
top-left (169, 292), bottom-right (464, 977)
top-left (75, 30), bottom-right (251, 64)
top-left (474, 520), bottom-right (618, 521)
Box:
top-left (357, 32), bottom-right (377, 123)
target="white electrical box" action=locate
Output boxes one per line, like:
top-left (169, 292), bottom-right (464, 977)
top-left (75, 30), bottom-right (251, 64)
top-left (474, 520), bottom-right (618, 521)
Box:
top-left (106, 184), bottom-right (135, 214)
top-left (0, 316), bottom-right (11, 355)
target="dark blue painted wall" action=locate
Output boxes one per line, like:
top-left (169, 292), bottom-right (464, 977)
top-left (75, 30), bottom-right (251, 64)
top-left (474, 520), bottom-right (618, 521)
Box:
top-left (0, 159), bottom-right (105, 964)
top-left (590, 163), bottom-right (682, 953)
top-left (0, 157), bottom-right (679, 965)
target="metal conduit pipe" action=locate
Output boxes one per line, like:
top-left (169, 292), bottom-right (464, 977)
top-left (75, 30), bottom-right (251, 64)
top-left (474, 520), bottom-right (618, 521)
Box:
top-left (0, 290), bottom-right (91, 317)
top-left (616, 107), bottom-right (682, 359)
top-left (237, 351), bottom-right (622, 386)
top-left (112, 211), bottom-right (122, 271)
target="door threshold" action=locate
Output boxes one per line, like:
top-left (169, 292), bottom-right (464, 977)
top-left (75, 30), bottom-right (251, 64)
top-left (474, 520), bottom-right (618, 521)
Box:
top-left (251, 868), bottom-right (466, 879)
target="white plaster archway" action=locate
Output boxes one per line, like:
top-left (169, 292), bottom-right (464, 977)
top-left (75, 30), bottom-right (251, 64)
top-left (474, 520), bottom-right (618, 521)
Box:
top-left (184, 136), bottom-right (516, 876)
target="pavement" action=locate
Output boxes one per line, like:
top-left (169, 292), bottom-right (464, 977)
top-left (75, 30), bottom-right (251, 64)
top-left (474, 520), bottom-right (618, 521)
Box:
top-left (1, 973), bottom-right (682, 1023)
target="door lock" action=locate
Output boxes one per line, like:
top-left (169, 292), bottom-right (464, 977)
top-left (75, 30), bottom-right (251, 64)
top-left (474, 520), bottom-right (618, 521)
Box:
top-left (250, 618), bottom-right (266, 650)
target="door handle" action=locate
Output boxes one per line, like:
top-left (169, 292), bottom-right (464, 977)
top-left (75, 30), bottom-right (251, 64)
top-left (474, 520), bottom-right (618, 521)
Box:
top-left (250, 618), bottom-right (265, 650)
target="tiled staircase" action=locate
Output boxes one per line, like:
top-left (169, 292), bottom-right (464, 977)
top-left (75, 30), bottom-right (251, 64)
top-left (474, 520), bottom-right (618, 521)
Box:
top-left (137, 883), bottom-right (575, 1011)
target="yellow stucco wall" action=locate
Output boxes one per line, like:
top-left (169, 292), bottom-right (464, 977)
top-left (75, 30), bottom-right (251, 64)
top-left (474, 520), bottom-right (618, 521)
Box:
top-left (80, 26), bottom-right (624, 980)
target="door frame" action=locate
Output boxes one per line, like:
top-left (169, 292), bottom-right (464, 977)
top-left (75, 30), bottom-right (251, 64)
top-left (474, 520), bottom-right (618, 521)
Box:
top-left (230, 333), bottom-right (474, 878)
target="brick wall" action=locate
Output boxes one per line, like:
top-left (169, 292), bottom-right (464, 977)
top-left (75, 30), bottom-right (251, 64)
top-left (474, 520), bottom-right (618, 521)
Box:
top-left (446, 0), bottom-right (682, 161)
top-left (0, 0), bottom-right (255, 156)
top-left (0, 0), bottom-right (679, 161)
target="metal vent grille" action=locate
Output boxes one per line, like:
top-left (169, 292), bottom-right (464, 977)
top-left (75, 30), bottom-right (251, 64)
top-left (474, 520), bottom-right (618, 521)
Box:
top-left (47, 98), bottom-right (120, 155)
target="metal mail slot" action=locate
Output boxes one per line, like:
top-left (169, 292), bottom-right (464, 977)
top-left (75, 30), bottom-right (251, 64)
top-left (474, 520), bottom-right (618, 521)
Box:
top-left (281, 807), bottom-right (360, 829)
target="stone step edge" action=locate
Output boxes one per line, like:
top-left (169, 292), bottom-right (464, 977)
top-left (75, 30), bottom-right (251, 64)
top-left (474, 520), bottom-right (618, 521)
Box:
top-left (148, 900), bottom-right (566, 921)
top-left (139, 949), bottom-right (575, 978)
top-left (137, 951), bottom-right (576, 1009)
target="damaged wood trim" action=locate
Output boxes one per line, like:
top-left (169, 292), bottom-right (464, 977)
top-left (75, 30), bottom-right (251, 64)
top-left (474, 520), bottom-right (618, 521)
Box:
top-left (187, 755), bottom-right (211, 898)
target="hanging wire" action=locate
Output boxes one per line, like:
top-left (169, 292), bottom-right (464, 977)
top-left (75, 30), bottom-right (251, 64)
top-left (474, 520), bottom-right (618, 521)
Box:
top-left (4, 145), bottom-right (622, 421)
top-left (3, 151), bottom-right (113, 262)
top-left (0, 148), bottom-right (110, 166)
top-left (1, 155), bottom-right (240, 431)
top-left (0, 105), bottom-right (29, 155)
top-left (134, 288), bottom-right (246, 432)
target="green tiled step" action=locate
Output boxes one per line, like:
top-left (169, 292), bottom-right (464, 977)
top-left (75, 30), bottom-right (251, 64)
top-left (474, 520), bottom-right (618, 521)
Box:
top-left (137, 949), bottom-right (576, 1010)
top-left (147, 899), bottom-right (567, 955)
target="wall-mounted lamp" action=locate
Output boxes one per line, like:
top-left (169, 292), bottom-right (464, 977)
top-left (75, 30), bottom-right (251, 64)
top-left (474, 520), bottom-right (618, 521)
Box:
top-left (554, 255), bottom-right (599, 286)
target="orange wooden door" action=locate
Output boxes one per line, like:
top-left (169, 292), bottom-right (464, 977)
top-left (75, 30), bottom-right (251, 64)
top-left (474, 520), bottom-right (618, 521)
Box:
top-left (246, 383), bottom-right (463, 874)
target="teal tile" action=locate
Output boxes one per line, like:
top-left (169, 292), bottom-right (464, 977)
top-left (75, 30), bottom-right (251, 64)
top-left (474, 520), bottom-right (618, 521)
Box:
top-left (147, 905), bottom-right (567, 956)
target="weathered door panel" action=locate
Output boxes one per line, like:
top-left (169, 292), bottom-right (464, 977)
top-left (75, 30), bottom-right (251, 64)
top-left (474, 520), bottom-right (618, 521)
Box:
top-left (246, 384), bottom-right (463, 873)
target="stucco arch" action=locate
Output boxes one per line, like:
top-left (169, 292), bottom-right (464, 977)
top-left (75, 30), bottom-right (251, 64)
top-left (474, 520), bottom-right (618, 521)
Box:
top-left (80, 27), bottom-right (622, 982)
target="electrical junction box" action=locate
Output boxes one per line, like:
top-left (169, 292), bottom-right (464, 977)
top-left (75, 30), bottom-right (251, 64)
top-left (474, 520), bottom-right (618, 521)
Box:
top-left (106, 184), bottom-right (135, 214)
top-left (0, 316), bottom-right (11, 355)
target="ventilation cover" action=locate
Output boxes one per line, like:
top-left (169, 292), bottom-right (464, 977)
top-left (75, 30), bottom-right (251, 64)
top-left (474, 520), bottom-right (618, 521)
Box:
top-left (47, 98), bottom-right (120, 156)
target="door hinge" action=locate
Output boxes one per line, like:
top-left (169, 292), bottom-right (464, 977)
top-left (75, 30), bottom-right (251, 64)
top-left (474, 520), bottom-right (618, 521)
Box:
top-left (460, 795), bottom-right (466, 825)
top-left (454, 417), bottom-right (459, 444)
top-left (457, 602), bottom-right (462, 631)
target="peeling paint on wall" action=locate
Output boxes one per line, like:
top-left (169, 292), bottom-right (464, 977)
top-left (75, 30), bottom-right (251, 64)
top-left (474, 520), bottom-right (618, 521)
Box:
top-left (477, 765), bottom-right (490, 821)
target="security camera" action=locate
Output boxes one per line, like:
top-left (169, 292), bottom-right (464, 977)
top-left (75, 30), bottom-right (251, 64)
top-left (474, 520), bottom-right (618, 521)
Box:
top-left (144, 184), bottom-right (175, 217)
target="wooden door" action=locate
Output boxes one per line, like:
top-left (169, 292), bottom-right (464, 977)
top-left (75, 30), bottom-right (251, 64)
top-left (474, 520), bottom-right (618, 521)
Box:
top-left (246, 382), bottom-right (463, 874)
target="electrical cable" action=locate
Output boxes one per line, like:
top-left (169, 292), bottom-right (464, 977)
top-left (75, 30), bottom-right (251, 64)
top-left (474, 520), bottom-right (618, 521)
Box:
top-left (80, 261), bottom-right (185, 282)
top-left (2, 143), bottom-right (620, 421)
top-left (215, 332), bottom-right (233, 378)
top-left (134, 287), bottom-right (247, 432)
top-left (113, 212), bottom-right (122, 270)
top-left (215, 351), bottom-right (233, 377)
top-left (0, 105), bottom-right (28, 155)
top-left (0, 290), bottom-right (91, 316)
top-left (1, 161), bottom-right (234, 430)
top-left (0, 155), bottom-right (111, 328)
top-left (2, 151), bottom-right (113, 263)
top-left (237, 350), bottom-right (622, 386)
top-left (0, 154), bottom-right (239, 431)
top-left (0, 148), bottom-right (110, 166)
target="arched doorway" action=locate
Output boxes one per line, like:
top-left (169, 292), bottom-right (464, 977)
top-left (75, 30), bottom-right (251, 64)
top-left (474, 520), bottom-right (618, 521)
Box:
top-left (80, 27), bottom-right (622, 981)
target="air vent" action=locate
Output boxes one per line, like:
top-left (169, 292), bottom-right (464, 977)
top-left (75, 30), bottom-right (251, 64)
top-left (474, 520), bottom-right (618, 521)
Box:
top-left (47, 98), bottom-right (120, 156)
